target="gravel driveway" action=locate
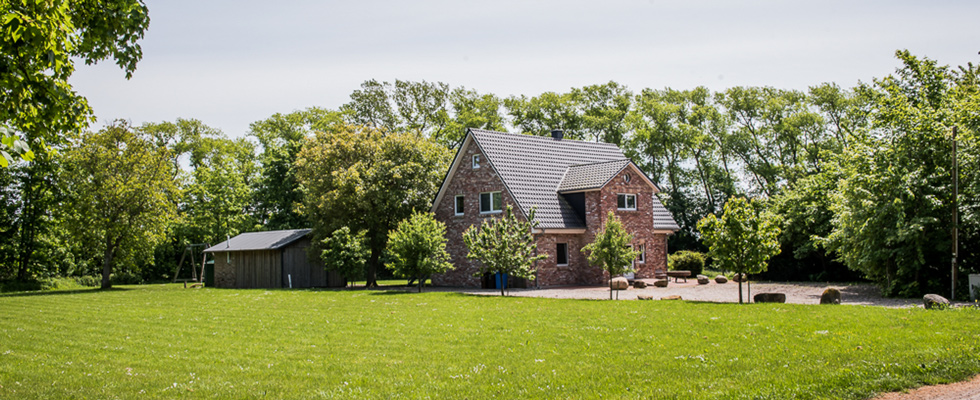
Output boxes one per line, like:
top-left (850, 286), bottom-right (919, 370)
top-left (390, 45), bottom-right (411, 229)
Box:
top-left (455, 279), bottom-right (958, 308)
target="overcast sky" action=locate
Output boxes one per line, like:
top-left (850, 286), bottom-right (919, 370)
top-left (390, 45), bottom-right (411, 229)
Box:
top-left (69, 0), bottom-right (980, 139)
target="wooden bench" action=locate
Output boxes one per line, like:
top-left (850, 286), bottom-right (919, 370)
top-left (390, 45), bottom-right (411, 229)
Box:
top-left (666, 270), bottom-right (691, 283)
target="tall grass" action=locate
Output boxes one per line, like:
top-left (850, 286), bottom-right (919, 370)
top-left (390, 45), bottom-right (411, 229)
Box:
top-left (0, 284), bottom-right (977, 399)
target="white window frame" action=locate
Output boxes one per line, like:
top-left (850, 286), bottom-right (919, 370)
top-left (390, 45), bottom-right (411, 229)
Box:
top-left (454, 195), bottom-right (465, 216)
top-left (479, 191), bottom-right (502, 214)
top-left (617, 193), bottom-right (637, 211)
top-left (556, 243), bottom-right (569, 266)
top-left (637, 244), bottom-right (645, 263)
top-left (472, 154), bottom-right (480, 169)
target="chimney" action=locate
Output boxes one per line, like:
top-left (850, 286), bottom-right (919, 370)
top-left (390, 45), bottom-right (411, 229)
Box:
top-left (551, 129), bottom-right (564, 140)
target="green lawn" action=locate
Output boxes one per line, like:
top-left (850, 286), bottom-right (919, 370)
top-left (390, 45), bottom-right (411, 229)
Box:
top-left (1, 285), bottom-right (978, 399)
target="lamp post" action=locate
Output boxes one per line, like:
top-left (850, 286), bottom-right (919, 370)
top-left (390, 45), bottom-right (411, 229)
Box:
top-left (952, 126), bottom-right (958, 300)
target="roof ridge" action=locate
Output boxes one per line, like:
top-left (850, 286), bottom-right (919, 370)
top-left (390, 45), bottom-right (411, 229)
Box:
top-left (567, 159), bottom-right (630, 168)
top-left (469, 129), bottom-right (622, 148)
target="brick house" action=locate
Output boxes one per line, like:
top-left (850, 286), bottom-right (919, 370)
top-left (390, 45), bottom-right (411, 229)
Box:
top-left (430, 128), bottom-right (680, 288)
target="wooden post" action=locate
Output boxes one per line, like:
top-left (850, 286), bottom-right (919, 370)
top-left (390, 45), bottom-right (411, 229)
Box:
top-left (199, 246), bottom-right (208, 283)
top-left (173, 246), bottom-right (188, 283)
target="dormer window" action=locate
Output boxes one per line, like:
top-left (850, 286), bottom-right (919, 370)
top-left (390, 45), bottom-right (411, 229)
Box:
top-left (472, 154), bottom-right (481, 169)
top-left (617, 194), bottom-right (637, 210)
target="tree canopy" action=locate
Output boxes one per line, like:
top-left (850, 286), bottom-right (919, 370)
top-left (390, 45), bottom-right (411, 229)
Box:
top-left (462, 205), bottom-right (547, 296)
top-left (385, 211), bottom-right (453, 292)
top-left (581, 212), bottom-right (640, 299)
top-left (0, 0), bottom-right (150, 151)
top-left (295, 124), bottom-right (451, 287)
top-left (61, 121), bottom-right (176, 288)
top-left (698, 197), bottom-right (781, 303)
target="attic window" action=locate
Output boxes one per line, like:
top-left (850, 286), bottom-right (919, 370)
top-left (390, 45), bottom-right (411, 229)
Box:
top-left (480, 191), bottom-right (502, 214)
top-left (472, 154), bottom-right (480, 169)
top-left (455, 195), bottom-right (464, 216)
top-left (617, 194), bottom-right (637, 210)
top-left (623, 174), bottom-right (632, 183)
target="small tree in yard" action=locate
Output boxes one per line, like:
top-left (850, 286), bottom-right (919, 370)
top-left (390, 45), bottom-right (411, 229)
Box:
top-left (321, 226), bottom-right (368, 287)
top-left (386, 211), bottom-right (454, 293)
top-left (582, 212), bottom-right (640, 300)
top-left (697, 197), bottom-right (781, 304)
top-left (463, 205), bottom-right (547, 296)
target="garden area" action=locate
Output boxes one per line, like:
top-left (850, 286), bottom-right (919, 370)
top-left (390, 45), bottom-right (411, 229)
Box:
top-left (1, 284), bottom-right (978, 399)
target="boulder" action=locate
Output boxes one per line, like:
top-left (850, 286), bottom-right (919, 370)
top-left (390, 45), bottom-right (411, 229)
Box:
top-left (732, 273), bottom-right (747, 282)
top-left (633, 280), bottom-right (648, 289)
top-left (714, 275), bottom-right (728, 284)
top-left (661, 295), bottom-right (682, 301)
top-left (697, 275), bottom-right (709, 285)
top-left (637, 294), bottom-right (654, 300)
top-left (923, 294), bottom-right (950, 310)
top-left (653, 279), bottom-right (669, 288)
top-left (820, 288), bottom-right (842, 305)
top-left (753, 293), bottom-right (786, 303)
top-left (610, 277), bottom-right (629, 290)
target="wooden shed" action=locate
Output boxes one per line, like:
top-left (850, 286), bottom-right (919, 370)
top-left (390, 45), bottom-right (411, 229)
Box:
top-left (204, 229), bottom-right (344, 289)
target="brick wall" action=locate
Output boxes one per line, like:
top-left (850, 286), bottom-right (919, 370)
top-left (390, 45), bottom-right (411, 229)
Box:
top-left (580, 165), bottom-right (669, 283)
top-left (212, 251), bottom-right (235, 288)
top-left (432, 139), bottom-right (518, 287)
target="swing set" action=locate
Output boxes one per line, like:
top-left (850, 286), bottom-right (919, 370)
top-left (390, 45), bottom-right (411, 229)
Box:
top-left (172, 243), bottom-right (211, 287)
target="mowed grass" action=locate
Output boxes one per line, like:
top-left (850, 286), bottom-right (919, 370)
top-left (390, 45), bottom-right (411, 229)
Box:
top-left (1, 285), bottom-right (978, 399)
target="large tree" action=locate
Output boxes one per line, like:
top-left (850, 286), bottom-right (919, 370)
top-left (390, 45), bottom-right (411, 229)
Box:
top-left (250, 108), bottom-right (343, 230)
top-left (698, 197), bottom-right (781, 303)
top-left (296, 124), bottom-right (450, 287)
top-left (827, 51), bottom-right (978, 297)
top-left (1, 0), bottom-right (150, 152)
top-left (340, 80), bottom-right (504, 149)
top-left (62, 121), bottom-right (176, 289)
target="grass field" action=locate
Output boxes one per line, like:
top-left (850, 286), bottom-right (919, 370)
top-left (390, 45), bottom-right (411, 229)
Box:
top-left (1, 285), bottom-right (978, 399)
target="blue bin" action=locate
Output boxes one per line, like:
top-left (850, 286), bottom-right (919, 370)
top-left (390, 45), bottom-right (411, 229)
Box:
top-left (495, 273), bottom-right (508, 289)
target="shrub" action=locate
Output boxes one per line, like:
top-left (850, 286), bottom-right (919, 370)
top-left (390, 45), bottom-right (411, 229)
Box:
top-left (75, 276), bottom-right (100, 287)
top-left (668, 251), bottom-right (705, 276)
top-left (385, 211), bottom-right (454, 293)
top-left (109, 270), bottom-right (143, 285)
top-left (321, 226), bottom-right (368, 287)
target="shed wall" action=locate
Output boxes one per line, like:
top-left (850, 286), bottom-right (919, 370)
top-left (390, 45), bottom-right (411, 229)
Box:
top-left (212, 250), bottom-right (282, 289)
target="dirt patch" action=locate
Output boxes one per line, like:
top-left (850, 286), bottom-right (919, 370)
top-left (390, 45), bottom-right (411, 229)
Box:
top-left (873, 374), bottom-right (980, 400)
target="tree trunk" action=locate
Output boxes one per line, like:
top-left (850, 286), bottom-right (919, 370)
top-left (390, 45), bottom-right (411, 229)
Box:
top-left (738, 278), bottom-right (743, 304)
top-left (609, 276), bottom-right (613, 300)
top-left (16, 162), bottom-right (39, 281)
top-left (101, 242), bottom-right (117, 290)
top-left (365, 248), bottom-right (380, 288)
top-left (417, 274), bottom-right (422, 293)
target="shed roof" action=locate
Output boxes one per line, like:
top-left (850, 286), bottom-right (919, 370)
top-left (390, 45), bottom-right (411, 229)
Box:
top-left (204, 229), bottom-right (311, 253)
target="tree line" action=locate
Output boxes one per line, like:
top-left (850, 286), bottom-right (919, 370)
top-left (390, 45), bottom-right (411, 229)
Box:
top-left (1, 50), bottom-right (977, 296)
